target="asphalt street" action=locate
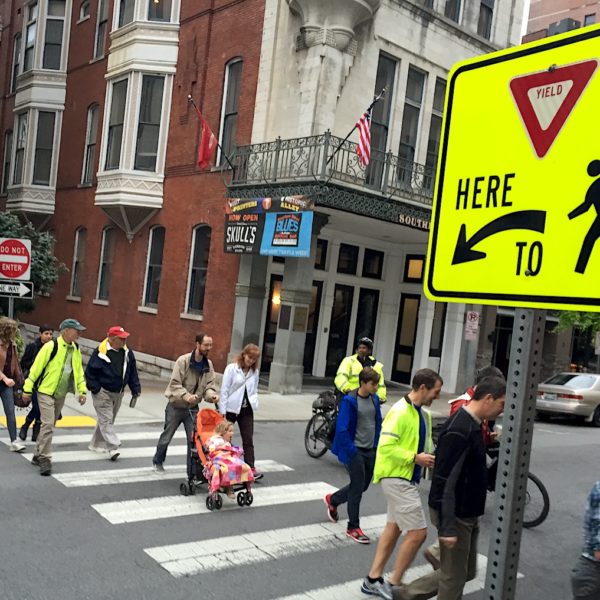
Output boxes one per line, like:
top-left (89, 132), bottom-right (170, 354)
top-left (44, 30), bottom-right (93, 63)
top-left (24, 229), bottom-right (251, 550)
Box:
top-left (0, 415), bottom-right (597, 600)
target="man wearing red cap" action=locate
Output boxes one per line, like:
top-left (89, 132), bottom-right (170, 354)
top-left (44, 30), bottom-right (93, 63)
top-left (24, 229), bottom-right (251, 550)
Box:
top-left (85, 326), bottom-right (141, 460)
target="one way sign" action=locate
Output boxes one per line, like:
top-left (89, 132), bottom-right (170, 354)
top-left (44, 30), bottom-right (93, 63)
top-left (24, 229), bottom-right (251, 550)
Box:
top-left (0, 281), bottom-right (34, 299)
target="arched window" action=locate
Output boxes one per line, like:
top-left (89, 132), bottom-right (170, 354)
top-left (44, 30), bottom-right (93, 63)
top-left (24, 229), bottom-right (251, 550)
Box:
top-left (70, 227), bottom-right (87, 297)
top-left (143, 225), bottom-right (165, 307)
top-left (79, 0), bottom-right (90, 20)
top-left (96, 226), bottom-right (115, 301)
top-left (185, 225), bottom-right (211, 313)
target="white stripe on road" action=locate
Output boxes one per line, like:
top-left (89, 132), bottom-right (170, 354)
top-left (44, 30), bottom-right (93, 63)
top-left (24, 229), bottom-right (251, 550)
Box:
top-left (92, 482), bottom-right (336, 524)
top-left (22, 445), bottom-right (189, 463)
top-left (53, 460), bottom-right (293, 487)
top-left (272, 555), bottom-right (523, 599)
top-left (536, 428), bottom-right (570, 435)
top-left (145, 513), bottom-right (387, 577)
top-left (51, 431), bottom-right (187, 445)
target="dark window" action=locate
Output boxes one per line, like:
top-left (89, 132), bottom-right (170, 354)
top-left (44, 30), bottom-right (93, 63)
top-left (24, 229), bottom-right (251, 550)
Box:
top-left (187, 225), bottom-right (211, 313)
top-left (362, 248), bottom-right (384, 279)
top-left (43, 0), bottom-right (65, 69)
top-left (118, 0), bottom-right (135, 27)
top-left (584, 14), bottom-right (596, 26)
top-left (144, 226), bottom-right (165, 307)
top-left (70, 227), bottom-right (87, 297)
top-left (315, 238), bottom-right (328, 270)
top-left (82, 104), bottom-right (99, 184)
top-left (94, 0), bottom-right (108, 59)
top-left (97, 227), bottom-right (115, 300)
top-left (1, 131), bottom-right (13, 194)
top-left (354, 288), bottom-right (380, 344)
top-left (477, 0), bottom-right (494, 39)
top-left (429, 303), bottom-right (447, 357)
top-left (444, 0), bottom-right (461, 22)
top-left (148, 0), bottom-right (172, 21)
top-left (105, 79), bottom-right (128, 170)
top-left (24, 3), bottom-right (38, 72)
top-left (337, 244), bottom-right (359, 275)
top-left (219, 60), bottom-right (242, 165)
top-left (13, 114), bottom-right (27, 185)
top-left (11, 34), bottom-right (21, 93)
top-left (80, 0), bottom-right (90, 19)
top-left (425, 79), bottom-right (446, 192)
top-left (403, 254), bottom-right (425, 283)
top-left (272, 256), bottom-right (285, 264)
top-left (135, 75), bottom-right (164, 171)
top-left (33, 111), bottom-right (55, 185)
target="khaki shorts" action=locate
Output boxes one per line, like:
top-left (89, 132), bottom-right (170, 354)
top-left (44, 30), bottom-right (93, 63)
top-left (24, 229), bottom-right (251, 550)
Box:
top-left (381, 478), bottom-right (427, 532)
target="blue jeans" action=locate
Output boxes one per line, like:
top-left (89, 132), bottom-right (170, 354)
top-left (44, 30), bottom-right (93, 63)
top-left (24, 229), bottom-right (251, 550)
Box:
top-left (25, 390), bottom-right (40, 423)
top-left (0, 382), bottom-right (17, 442)
top-left (153, 403), bottom-right (196, 478)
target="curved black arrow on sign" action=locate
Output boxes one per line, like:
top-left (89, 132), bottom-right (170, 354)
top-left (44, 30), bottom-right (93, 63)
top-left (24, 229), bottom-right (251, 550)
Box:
top-left (452, 210), bottom-right (547, 265)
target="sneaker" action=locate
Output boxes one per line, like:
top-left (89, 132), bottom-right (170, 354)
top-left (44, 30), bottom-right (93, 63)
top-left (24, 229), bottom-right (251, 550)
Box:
top-left (346, 527), bottom-right (370, 544)
top-left (252, 468), bottom-right (264, 481)
top-left (361, 577), bottom-right (393, 600)
top-left (152, 463), bottom-right (165, 473)
top-left (31, 455), bottom-right (41, 466)
top-left (88, 444), bottom-right (106, 453)
top-left (324, 493), bottom-right (339, 523)
top-left (39, 458), bottom-right (52, 476)
top-left (424, 546), bottom-right (441, 570)
top-left (9, 441), bottom-right (26, 453)
top-left (109, 449), bottom-right (120, 461)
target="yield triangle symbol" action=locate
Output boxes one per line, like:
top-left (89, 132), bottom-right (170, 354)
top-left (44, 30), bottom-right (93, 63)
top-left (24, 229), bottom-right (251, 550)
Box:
top-left (509, 59), bottom-right (598, 158)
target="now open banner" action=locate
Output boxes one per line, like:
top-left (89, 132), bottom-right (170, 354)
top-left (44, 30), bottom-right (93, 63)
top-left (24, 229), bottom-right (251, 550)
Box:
top-left (224, 196), bottom-right (314, 257)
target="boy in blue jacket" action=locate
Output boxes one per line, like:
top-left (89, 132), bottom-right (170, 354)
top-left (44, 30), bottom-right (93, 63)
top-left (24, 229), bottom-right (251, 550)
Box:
top-left (325, 366), bottom-right (383, 544)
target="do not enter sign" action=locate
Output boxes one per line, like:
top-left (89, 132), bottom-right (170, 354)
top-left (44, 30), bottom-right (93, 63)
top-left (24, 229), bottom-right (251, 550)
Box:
top-left (0, 238), bottom-right (31, 281)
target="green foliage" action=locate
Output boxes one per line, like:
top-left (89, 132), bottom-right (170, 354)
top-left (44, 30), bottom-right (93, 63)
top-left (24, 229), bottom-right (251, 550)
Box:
top-left (0, 213), bottom-right (66, 314)
top-left (554, 311), bottom-right (600, 336)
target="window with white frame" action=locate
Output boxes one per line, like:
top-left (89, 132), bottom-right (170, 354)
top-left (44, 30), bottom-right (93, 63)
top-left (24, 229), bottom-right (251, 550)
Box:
top-left (444, 0), bottom-right (461, 22)
top-left (96, 227), bottom-right (116, 300)
top-left (43, 0), bottom-right (66, 69)
top-left (105, 79), bottom-right (128, 170)
top-left (11, 35), bottom-right (21, 93)
top-left (94, 0), bottom-right (109, 59)
top-left (79, 0), bottom-right (90, 20)
top-left (218, 59), bottom-right (243, 165)
top-left (13, 114), bottom-right (28, 185)
top-left (32, 111), bottom-right (56, 185)
top-left (1, 132), bottom-right (13, 194)
top-left (185, 225), bottom-right (211, 313)
top-left (118, 0), bottom-right (135, 28)
top-left (424, 78), bottom-right (446, 192)
top-left (398, 66), bottom-right (426, 184)
top-left (24, 2), bottom-right (39, 72)
top-left (70, 227), bottom-right (87, 297)
top-left (82, 104), bottom-right (99, 184)
top-left (134, 75), bottom-right (165, 171)
top-left (143, 226), bottom-right (165, 307)
top-left (148, 0), bottom-right (172, 21)
top-left (477, 0), bottom-right (494, 39)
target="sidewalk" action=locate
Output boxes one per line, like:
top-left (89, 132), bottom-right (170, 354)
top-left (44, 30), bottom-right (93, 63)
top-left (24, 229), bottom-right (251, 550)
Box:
top-left (61, 376), bottom-right (454, 426)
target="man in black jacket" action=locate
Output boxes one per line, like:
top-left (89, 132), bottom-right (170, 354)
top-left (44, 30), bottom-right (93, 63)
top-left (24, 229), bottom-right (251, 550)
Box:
top-left (19, 324), bottom-right (54, 442)
top-left (394, 376), bottom-right (506, 600)
top-left (85, 326), bottom-right (141, 460)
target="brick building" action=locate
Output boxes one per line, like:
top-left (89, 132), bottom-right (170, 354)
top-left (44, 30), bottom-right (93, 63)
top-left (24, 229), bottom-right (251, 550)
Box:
top-left (524, 0), bottom-right (599, 42)
top-left (2, 0), bottom-right (563, 392)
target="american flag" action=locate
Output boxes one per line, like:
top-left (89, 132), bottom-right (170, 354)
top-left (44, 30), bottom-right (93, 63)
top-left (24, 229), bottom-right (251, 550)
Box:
top-left (356, 109), bottom-right (372, 168)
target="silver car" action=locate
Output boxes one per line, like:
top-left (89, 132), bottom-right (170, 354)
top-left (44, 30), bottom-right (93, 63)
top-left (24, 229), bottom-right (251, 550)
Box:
top-left (536, 372), bottom-right (600, 426)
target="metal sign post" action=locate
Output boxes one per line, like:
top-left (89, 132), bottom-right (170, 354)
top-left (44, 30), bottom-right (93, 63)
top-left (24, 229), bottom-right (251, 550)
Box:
top-left (484, 308), bottom-right (546, 599)
top-left (7, 297), bottom-right (14, 319)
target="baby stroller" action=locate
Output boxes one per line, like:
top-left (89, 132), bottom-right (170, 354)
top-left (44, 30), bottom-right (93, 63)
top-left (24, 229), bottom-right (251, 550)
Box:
top-left (179, 408), bottom-right (254, 511)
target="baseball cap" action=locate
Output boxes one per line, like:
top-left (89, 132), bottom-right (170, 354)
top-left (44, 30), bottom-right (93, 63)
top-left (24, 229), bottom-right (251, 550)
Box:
top-left (59, 318), bottom-right (86, 331)
top-left (107, 326), bottom-right (130, 339)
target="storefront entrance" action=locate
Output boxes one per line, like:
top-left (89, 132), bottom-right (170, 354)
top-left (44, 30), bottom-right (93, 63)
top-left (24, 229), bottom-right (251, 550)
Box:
top-left (392, 293), bottom-right (420, 384)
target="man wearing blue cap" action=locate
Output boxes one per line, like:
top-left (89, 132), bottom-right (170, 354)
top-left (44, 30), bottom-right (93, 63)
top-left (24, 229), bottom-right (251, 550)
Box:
top-left (23, 318), bottom-right (88, 476)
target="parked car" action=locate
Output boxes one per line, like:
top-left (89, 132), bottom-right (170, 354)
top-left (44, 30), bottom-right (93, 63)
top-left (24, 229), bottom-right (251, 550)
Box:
top-left (536, 372), bottom-right (600, 426)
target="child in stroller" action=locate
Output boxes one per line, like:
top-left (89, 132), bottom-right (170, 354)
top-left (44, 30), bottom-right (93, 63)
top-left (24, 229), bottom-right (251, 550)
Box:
top-left (180, 408), bottom-right (254, 511)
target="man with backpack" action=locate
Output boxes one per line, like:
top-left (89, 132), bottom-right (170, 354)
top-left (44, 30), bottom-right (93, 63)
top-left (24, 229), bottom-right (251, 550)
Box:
top-left (22, 319), bottom-right (88, 476)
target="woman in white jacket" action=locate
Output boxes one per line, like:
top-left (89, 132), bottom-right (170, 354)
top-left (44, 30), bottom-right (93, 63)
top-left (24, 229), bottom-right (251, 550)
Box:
top-left (219, 343), bottom-right (262, 479)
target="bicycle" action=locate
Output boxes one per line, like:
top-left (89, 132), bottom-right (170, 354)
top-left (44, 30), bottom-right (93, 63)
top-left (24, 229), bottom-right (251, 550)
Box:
top-left (304, 390), bottom-right (337, 459)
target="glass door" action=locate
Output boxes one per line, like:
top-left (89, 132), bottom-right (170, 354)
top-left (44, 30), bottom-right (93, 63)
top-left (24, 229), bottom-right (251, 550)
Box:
top-left (303, 281), bottom-right (323, 373)
top-left (392, 293), bottom-right (420, 383)
top-left (353, 288), bottom-right (380, 345)
top-left (261, 275), bottom-right (282, 372)
top-left (325, 284), bottom-right (355, 376)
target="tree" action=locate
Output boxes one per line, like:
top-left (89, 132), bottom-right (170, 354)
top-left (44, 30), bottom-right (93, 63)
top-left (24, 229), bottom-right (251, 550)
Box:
top-left (555, 311), bottom-right (600, 336)
top-left (0, 213), bottom-right (66, 315)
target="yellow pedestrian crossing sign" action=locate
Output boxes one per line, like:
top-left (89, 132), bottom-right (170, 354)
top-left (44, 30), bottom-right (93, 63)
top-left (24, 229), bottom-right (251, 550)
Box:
top-left (425, 24), bottom-right (600, 311)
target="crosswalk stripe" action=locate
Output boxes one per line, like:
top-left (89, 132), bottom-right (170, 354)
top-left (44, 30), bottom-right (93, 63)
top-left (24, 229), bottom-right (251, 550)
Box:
top-left (53, 460), bottom-right (293, 487)
top-left (272, 554), bottom-right (523, 599)
top-left (22, 445), bottom-right (189, 463)
top-left (92, 482), bottom-right (337, 524)
top-left (47, 431), bottom-right (186, 445)
top-left (144, 513), bottom-right (387, 577)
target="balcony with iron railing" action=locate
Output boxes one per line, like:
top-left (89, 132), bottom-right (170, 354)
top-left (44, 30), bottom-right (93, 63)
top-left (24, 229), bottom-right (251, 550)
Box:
top-left (228, 132), bottom-right (436, 218)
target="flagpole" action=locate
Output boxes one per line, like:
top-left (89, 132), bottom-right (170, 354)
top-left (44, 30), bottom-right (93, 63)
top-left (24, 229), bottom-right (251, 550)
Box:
top-left (187, 95), bottom-right (236, 171)
top-left (324, 87), bottom-right (386, 168)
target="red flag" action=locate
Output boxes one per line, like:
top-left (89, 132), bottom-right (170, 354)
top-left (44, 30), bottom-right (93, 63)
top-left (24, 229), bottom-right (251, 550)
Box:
top-left (194, 106), bottom-right (217, 168)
